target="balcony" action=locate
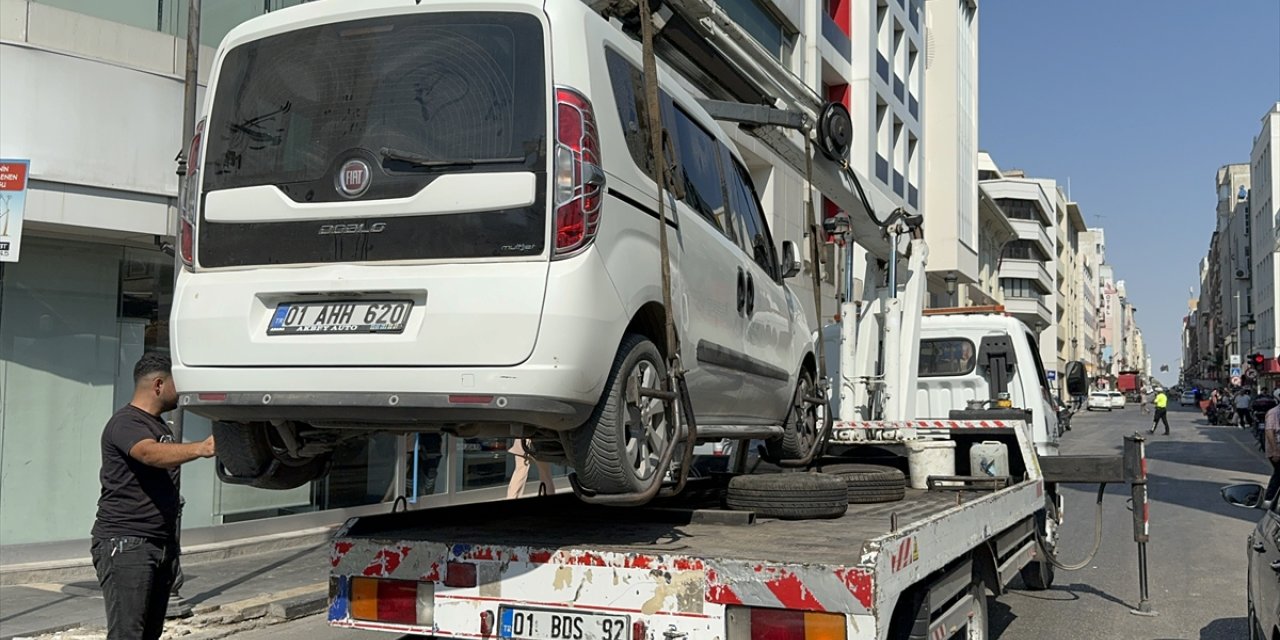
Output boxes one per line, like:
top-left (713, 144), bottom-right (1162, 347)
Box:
top-left (1000, 258), bottom-right (1053, 292)
top-left (1004, 296), bottom-right (1053, 328)
top-left (822, 14), bottom-right (852, 62)
top-left (1009, 218), bottom-right (1054, 257)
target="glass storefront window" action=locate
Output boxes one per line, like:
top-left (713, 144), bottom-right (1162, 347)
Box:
top-left (33, 0), bottom-right (310, 47)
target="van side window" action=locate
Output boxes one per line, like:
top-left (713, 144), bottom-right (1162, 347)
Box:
top-left (919, 339), bottom-right (976, 377)
top-left (1024, 333), bottom-right (1055, 403)
top-left (604, 48), bottom-right (655, 178)
top-left (670, 107), bottom-right (730, 233)
top-left (721, 153), bottom-right (777, 277)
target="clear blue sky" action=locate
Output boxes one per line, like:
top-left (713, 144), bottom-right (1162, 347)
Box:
top-left (979, 2), bottom-right (1280, 387)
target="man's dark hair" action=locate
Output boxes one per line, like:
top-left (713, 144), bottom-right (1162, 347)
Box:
top-left (133, 352), bottom-right (172, 385)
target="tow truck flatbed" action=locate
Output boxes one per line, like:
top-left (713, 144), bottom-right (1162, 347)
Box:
top-left (338, 484), bottom-right (1018, 567)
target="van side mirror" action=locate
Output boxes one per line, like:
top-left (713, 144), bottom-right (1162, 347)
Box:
top-left (1220, 483), bottom-right (1265, 509)
top-left (1065, 361), bottom-right (1087, 396)
top-left (780, 241), bottom-right (802, 279)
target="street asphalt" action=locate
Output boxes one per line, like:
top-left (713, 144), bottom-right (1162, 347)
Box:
top-left (991, 400), bottom-right (1271, 639)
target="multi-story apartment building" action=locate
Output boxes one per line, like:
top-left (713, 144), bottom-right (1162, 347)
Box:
top-left (1078, 228), bottom-right (1104, 377)
top-left (1249, 103), bottom-right (1280, 382)
top-left (1216, 164), bottom-right (1253, 361)
top-left (976, 155), bottom-right (1057, 372)
top-left (973, 183), bottom-right (1016, 306)
top-left (920, 0), bottom-right (978, 306)
top-left (1056, 200), bottom-right (1087, 374)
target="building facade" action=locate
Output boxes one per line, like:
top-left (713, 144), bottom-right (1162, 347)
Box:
top-left (1216, 164), bottom-right (1253, 363)
top-left (920, 0), bottom-right (978, 306)
top-left (1249, 103), bottom-right (1280, 383)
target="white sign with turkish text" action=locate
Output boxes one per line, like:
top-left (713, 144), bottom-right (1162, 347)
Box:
top-left (0, 159), bottom-right (30, 262)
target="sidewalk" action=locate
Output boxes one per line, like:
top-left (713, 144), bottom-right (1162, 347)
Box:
top-left (0, 542), bottom-right (331, 640)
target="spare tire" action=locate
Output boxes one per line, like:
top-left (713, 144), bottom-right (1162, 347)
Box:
top-left (725, 473), bottom-right (848, 520)
top-left (212, 421), bottom-right (330, 490)
top-left (814, 462), bottom-right (906, 504)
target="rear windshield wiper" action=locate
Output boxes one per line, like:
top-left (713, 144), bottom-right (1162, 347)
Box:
top-left (380, 147), bottom-right (525, 169)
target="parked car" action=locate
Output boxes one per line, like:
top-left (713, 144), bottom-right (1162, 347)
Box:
top-left (1220, 484), bottom-right (1279, 639)
top-left (1108, 391), bottom-right (1126, 409)
top-left (1087, 392), bottom-right (1113, 411)
top-left (1179, 390), bottom-right (1198, 407)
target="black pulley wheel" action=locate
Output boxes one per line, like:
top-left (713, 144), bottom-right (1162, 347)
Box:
top-left (816, 102), bottom-right (853, 162)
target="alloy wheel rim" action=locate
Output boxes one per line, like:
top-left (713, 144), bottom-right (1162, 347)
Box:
top-left (623, 359), bottom-right (671, 481)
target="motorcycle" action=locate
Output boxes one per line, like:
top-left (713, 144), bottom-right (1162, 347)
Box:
top-left (1207, 398), bottom-right (1236, 426)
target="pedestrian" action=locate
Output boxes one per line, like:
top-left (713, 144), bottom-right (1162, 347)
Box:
top-left (1236, 389), bottom-right (1254, 429)
top-left (1149, 388), bottom-right (1170, 435)
top-left (506, 438), bottom-right (557, 499)
top-left (1139, 389), bottom-right (1150, 415)
top-left (91, 353), bottom-right (216, 640)
top-left (1264, 390), bottom-right (1280, 502)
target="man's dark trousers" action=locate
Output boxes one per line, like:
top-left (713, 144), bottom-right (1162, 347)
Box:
top-left (91, 536), bottom-right (179, 640)
top-left (1151, 408), bottom-right (1170, 435)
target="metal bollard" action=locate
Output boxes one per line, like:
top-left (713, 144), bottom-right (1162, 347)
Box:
top-left (1124, 433), bottom-right (1156, 617)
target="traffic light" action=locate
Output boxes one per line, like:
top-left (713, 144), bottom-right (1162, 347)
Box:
top-left (1248, 352), bottom-right (1266, 367)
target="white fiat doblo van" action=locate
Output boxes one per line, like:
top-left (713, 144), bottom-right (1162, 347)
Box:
top-left (172, 0), bottom-right (820, 497)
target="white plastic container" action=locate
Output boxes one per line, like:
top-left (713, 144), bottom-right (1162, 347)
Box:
top-left (905, 440), bottom-right (956, 489)
top-left (969, 440), bottom-right (1009, 479)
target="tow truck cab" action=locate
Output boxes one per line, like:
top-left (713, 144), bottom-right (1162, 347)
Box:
top-left (826, 308), bottom-right (1062, 457)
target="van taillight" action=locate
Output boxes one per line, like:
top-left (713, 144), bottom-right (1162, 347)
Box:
top-left (553, 87), bottom-right (604, 256)
top-left (179, 118), bottom-right (205, 268)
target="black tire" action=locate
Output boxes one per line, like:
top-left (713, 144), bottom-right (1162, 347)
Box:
top-left (243, 458), bottom-right (330, 490)
top-left (765, 368), bottom-right (823, 461)
top-left (212, 421), bottom-right (330, 489)
top-left (725, 473), bottom-right (848, 519)
top-left (967, 580), bottom-right (990, 640)
top-left (814, 462), bottom-right (907, 503)
top-left (571, 334), bottom-right (676, 495)
top-left (211, 421), bottom-right (272, 477)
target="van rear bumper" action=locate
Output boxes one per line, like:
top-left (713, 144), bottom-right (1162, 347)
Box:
top-left (181, 389), bottom-right (592, 431)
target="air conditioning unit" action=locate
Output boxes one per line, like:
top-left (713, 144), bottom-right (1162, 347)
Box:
top-left (1235, 268), bottom-right (1250, 279)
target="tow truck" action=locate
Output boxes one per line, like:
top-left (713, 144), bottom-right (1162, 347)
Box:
top-left (286, 1), bottom-right (1150, 637)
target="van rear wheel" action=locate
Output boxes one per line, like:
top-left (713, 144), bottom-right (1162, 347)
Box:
top-left (571, 334), bottom-right (677, 495)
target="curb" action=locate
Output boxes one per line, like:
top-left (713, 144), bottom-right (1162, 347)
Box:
top-left (6, 584), bottom-right (328, 640)
top-left (0, 526), bottom-right (336, 586)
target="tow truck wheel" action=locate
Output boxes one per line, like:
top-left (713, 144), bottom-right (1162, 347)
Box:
top-left (212, 421), bottom-right (331, 490)
top-left (766, 368), bottom-right (823, 461)
top-left (963, 581), bottom-right (990, 640)
top-left (571, 334), bottom-right (677, 495)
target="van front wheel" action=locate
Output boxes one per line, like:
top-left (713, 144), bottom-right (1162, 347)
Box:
top-left (571, 334), bottom-right (677, 495)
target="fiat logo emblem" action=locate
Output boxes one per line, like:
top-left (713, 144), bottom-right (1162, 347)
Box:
top-left (336, 159), bottom-right (371, 198)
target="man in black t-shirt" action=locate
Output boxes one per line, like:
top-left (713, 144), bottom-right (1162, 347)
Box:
top-left (91, 353), bottom-right (215, 640)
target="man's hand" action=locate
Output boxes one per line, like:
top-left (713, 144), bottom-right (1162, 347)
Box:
top-left (131, 435), bottom-right (217, 469)
top-left (195, 435), bottom-right (216, 458)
